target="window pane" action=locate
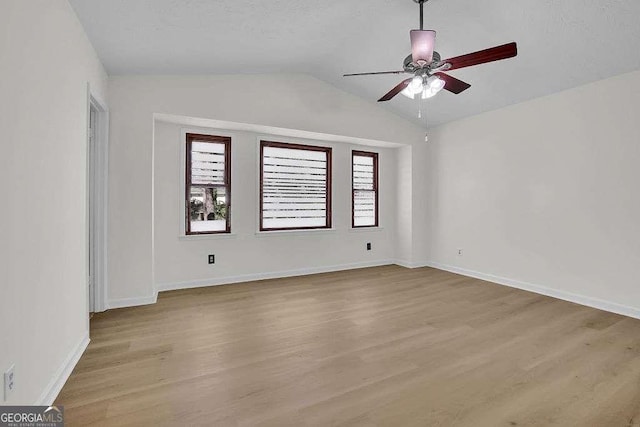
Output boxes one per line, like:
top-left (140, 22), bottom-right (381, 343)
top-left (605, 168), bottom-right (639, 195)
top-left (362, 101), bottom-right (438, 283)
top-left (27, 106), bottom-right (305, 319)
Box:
top-left (191, 141), bottom-right (226, 186)
top-left (353, 155), bottom-right (374, 190)
top-left (189, 186), bottom-right (228, 232)
top-left (262, 144), bottom-right (329, 230)
top-left (354, 190), bottom-right (376, 226)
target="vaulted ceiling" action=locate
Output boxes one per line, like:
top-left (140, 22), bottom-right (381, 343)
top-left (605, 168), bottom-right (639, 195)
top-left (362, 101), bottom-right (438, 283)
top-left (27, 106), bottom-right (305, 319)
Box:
top-left (69, 0), bottom-right (640, 127)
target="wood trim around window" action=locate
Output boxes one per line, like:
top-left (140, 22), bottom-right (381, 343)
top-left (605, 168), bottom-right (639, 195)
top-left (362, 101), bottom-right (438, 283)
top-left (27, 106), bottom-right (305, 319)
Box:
top-left (260, 140), bottom-right (332, 231)
top-left (352, 150), bottom-right (379, 228)
top-left (185, 133), bottom-right (231, 235)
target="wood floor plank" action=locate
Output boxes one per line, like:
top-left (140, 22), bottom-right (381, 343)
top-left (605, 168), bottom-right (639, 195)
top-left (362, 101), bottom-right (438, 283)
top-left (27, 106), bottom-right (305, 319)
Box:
top-left (56, 266), bottom-right (640, 426)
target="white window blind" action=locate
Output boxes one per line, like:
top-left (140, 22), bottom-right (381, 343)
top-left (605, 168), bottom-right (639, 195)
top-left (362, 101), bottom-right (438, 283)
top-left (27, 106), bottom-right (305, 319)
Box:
top-left (261, 142), bottom-right (331, 230)
top-left (191, 141), bottom-right (225, 185)
top-left (352, 151), bottom-right (378, 227)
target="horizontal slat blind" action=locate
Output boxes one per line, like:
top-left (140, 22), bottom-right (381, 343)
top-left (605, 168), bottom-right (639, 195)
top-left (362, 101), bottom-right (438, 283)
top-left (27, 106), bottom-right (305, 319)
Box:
top-left (191, 141), bottom-right (226, 186)
top-left (262, 143), bottom-right (330, 230)
top-left (353, 152), bottom-right (378, 227)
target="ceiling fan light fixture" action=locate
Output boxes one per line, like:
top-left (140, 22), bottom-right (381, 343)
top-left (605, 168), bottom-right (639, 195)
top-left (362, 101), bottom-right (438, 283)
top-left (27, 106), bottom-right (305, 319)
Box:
top-left (428, 75), bottom-right (445, 91)
top-left (409, 75), bottom-right (423, 92)
top-left (421, 75), bottom-right (445, 99)
top-left (401, 75), bottom-right (445, 99)
top-left (401, 75), bottom-right (424, 98)
top-left (343, 0), bottom-right (517, 104)
top-left (400, 87), bottom-right (414, 99)
top-left (421, 87), bottom-right (436, 99)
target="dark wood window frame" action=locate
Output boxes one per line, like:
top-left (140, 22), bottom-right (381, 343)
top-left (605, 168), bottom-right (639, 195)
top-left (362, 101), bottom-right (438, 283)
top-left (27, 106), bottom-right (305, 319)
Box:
top-left (260, 140), bottom-right (332, 232)
top-left (185, 133), bottom-right (231, 235)
top-left (352, 150), bottom-right (379, 228)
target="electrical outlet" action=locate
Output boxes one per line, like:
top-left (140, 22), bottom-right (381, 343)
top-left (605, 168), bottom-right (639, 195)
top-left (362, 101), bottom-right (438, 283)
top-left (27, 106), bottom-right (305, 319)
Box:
top-left (208, 254), bottom-right (215, 264)
top-left (366, 242), bottom-right (372, 251)
top-left (457, 248), bottom-right (463, 256)
top-left (4, 364), bottom-right (15, 401)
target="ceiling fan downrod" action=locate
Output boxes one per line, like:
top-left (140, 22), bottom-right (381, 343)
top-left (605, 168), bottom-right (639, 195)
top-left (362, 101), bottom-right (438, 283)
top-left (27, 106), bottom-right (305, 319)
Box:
top-left (415, 0), bottom-right (429, 30)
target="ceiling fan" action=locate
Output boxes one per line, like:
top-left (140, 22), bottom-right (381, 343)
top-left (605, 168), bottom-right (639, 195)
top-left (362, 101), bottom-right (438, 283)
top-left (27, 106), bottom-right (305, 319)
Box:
top-left (343, 0), bottom-right (518, 102)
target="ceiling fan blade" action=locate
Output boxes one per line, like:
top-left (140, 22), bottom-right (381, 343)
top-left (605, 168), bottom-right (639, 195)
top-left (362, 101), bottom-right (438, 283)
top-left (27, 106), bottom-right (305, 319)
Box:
top-left (410, 30), bottom-right (436, 65)
top-left (442, 42), bottom-right (517, 71)
top-left (378, 78), bottom-right (413, 102)
top-left (343, 70), bottom-right (406, 77)
top-left (435, 73), bottom-right (471, 94)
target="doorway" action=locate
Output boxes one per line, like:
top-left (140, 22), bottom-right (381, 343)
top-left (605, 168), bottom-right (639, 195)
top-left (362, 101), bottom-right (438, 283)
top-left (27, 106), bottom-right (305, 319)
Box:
top-left (87, 91), bottom-right (108, 313)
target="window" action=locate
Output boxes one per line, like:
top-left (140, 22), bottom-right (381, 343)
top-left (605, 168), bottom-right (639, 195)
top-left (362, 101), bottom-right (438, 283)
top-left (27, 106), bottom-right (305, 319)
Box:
top-left (185, 133), bottom-right (231, 234)
top-left (260, 141), bottom-right (332, 231)
top-left (352, 150), bottom-right (379, 227)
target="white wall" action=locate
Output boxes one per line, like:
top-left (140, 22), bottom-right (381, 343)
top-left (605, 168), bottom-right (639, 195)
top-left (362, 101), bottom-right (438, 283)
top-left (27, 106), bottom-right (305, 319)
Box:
top-left (108, 75), bottom-right (425, 305)
top-left (0, 0), bottom-right (107, 404)
top-left (426, 69), bottom-right (640, 317)
top-left (154, 122), bottom-right (397, 289)
top-left (395, 146), bottom-right (413, 264)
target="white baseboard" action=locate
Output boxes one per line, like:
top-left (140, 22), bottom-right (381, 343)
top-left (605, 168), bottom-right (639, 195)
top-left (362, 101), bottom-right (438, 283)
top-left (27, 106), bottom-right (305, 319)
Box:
top-left (156, 259), bottom-right (394, 292)
top-left (424, 260), bottom-right (640, 320)
top-left (36, 334), bottom-right (89, 405)
top-left (393, 259), bottom-right (431, 269)
top-left (108, 293), bottom-right (158, 309)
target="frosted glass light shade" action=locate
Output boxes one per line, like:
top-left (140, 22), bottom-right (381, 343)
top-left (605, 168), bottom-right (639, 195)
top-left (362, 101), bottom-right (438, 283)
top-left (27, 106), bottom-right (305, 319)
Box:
top-left (401, 76), bottom-right (424, 98)
top-left (429, 75), bottom-right (446, 91)
top-left (401, 87), bottom-right (414, 99)
top-left (422, 76), bottom-right (445, 99)
top-left (408, 76), bottom-right (423, 92)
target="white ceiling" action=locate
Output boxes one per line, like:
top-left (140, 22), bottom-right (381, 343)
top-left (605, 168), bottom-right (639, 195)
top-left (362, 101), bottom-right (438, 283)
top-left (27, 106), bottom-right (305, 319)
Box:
top-left (69, 0), bottom-right (640, 127)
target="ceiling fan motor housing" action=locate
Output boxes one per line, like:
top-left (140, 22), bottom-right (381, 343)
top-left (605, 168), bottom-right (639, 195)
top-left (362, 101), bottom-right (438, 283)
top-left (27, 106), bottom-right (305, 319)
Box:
top-left (404, 51), bottom-right (441, 75)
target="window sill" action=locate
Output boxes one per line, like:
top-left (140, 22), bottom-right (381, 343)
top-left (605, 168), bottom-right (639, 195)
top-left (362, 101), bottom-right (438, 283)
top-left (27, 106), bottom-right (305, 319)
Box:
top-left (349, 227), bottom-right (384, 233)
top-left (179, 233), bottom-right (237, 241)
top-left (255, 228), bottom-right (337, 237)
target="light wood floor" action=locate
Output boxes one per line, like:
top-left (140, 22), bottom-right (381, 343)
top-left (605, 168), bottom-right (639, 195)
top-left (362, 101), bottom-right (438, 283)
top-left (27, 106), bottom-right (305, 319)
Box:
top-left (57, 266), bottom-right (640, 426)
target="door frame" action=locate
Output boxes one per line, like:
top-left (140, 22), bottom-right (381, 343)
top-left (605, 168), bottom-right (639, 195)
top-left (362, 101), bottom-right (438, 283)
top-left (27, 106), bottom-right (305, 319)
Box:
top-left (87, 85), bottom-right (109, 313)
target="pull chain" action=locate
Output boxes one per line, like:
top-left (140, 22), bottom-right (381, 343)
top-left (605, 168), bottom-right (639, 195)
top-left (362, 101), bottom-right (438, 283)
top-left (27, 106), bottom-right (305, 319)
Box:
top-left (417, 95), bottom-right (427, 123)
